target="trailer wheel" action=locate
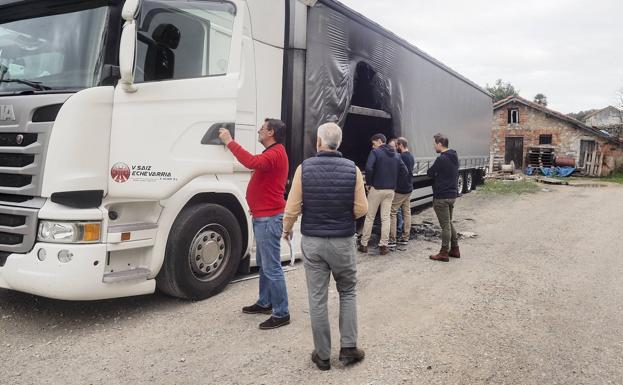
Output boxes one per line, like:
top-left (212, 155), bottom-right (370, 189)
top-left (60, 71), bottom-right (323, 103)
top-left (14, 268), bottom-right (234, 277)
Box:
top-left (464, 170), bottom-right (474, 193)
top-left (457, 172), bottom-right (465, 196)
top-left (156, 203), bottom-right (242, 300)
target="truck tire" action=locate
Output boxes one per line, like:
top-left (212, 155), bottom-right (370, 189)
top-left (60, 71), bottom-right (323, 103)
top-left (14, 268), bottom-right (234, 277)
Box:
top-left (156, 203), bottom-right (242, 300)
top-left (464, 170), bottom-right (474, 193)
top-left (457, 172), bottom-right (465, 196)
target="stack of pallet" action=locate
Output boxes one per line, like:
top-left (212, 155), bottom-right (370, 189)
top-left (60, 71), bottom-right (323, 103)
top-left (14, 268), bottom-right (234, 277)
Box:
top-left (582, 147), bottom-right (603, 176)
top-left (527, 146), bottom-right (555, 168)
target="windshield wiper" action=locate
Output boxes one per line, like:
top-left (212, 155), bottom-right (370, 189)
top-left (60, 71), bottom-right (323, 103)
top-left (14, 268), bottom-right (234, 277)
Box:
top-left (0, 79), bottom-right (52, 91)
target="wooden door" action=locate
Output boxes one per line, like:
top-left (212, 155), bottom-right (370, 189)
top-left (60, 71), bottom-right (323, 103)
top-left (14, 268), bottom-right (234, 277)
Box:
top-left (505, 137), bottom-right (524, 169)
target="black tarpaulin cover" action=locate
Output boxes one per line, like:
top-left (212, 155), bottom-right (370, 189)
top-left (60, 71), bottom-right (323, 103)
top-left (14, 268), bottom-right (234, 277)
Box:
top-left (303, 1), bottom-right (492, 171)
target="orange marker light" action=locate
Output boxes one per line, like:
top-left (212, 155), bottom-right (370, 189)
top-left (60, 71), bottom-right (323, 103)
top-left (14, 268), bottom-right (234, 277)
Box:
top-left (83, 223), bottom-right (101, 242)
top-left (121, 232), bottom-right (131, 241)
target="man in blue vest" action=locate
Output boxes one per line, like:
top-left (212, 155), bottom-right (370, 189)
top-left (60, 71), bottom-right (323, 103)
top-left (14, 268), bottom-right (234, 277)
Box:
top-left (283, 122), bottom-right (368, 371)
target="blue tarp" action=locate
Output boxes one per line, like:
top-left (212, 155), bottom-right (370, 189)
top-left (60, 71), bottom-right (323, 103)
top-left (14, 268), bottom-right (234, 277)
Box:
top-left (525, 166), bottom-right (576, 177)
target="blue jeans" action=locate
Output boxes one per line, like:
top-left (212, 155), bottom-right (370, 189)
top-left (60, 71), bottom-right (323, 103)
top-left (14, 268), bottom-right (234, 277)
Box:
top-left (396, 208), bottom-right (404, 240)
top-left (253, 214), bottom-right (289, 318)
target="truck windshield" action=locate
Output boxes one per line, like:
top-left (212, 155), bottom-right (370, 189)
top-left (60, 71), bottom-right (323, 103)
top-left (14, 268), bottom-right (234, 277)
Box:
top-left (0, 6), bottom-right (109, 93)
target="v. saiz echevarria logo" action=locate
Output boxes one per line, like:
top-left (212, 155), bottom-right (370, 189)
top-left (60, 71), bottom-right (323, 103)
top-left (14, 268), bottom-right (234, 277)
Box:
top-left (111, 162), bottom-right (131, 183)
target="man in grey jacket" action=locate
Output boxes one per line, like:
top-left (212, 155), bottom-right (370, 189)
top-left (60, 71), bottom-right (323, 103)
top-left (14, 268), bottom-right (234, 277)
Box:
top-left (283, 123), bottom-right (368, 370)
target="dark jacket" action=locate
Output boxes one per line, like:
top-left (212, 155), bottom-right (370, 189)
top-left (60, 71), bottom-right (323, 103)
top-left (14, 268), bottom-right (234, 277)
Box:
top-left (427, 149), bottom-right (459, 199)
top-left (396, 151), bottom-right (415, 194)
top-left (301, 152), bottom-right (357, 237)
top-left (365, 144), bottom-right (407, 190)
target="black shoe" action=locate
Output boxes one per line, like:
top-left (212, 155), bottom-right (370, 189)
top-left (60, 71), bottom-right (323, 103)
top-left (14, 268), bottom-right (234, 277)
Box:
top-left (311, 352), bottom-right (331, 371)
top-left (259, 314), bottom-right (290, 330)
top-left (242, 303), bottom-right (272, 315)
top-left (397, 239), bottom-right (409, 246)
top-left (339, 347), bottom-right (365, 366)
top-left (357, 244), bottom-right (368, 253)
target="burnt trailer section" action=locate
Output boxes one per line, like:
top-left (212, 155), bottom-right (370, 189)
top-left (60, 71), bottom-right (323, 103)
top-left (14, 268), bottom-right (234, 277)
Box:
top-left (282, 0), bottom-right (492, 205)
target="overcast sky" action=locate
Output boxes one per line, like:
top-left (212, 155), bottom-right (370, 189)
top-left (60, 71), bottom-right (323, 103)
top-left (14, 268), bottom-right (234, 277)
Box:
top-left (338, 0), bottom-right (623, 113)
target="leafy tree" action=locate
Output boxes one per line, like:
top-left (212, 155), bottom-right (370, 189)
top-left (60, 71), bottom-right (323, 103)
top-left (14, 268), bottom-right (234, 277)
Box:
top-left (567, 109), bottom-right (599, 122)
top-left (533, 93), bottom-right (548, 107)
top-left (486, 79), bottom-right (519, 103)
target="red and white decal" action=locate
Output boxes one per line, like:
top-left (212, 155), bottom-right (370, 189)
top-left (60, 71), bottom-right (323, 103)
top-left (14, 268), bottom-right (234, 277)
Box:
top-left (111, 162), bottom-right (131, 183)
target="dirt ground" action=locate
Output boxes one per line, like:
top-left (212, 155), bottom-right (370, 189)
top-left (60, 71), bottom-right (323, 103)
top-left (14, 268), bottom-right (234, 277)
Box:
top-left (1, 182), bottom-right (623, 385)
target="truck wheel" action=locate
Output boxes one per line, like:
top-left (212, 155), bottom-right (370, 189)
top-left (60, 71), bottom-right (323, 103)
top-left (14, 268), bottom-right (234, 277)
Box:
top-left (464, 170), bottom-right (474, 193)
top-left (157, 203), bottom-right (242, 300)
top-left (457, 172), bottom-right (465, 196)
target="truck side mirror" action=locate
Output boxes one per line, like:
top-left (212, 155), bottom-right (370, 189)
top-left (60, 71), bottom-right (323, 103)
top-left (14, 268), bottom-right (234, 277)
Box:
top-left (119, 0), bottom-right (142, 93)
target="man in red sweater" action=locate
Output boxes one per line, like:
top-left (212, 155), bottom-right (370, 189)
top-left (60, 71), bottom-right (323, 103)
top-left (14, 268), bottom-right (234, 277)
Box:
top-left (219, 119), bottom-right (290, 329)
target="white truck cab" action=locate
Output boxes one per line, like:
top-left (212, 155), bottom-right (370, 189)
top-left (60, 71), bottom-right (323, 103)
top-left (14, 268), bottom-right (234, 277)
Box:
top-left (0, 0), bottom-right (291, 300)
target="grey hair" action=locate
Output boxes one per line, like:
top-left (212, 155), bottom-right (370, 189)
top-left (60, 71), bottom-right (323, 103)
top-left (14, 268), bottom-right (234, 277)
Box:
top-left (317, 122), bottom-right (342, 150)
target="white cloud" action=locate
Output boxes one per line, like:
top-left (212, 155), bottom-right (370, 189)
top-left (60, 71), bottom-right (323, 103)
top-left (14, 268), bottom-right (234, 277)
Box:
top-left (338, 0), bottom-right (623, 112)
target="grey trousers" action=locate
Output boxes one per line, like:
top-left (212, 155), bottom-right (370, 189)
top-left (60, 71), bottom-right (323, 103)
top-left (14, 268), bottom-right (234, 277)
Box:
top-left (301, 235), bottom-right (358, 361)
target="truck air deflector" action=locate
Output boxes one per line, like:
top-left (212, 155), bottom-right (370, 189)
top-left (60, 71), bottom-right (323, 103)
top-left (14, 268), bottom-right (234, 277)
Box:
top-left (50, 190), bottom-right (104, 209)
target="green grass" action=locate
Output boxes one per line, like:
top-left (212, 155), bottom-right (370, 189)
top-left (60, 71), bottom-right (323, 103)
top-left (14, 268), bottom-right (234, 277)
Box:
top-left (604, 171), bottom-right (623, 184)
top-left (479, 179), bottom-right (540, 194)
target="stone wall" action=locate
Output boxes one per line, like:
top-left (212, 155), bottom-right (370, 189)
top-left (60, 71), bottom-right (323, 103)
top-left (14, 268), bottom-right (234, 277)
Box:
top-left (491, 102), bottom-right (623, 176)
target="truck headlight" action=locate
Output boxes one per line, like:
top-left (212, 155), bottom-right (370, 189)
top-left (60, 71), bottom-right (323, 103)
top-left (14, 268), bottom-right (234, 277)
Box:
top-left (37, 221), bottom-right (101, 243)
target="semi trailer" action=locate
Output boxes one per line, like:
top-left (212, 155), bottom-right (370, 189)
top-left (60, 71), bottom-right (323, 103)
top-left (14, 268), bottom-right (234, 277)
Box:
top-left (0, 0), bottom-right (492, 301)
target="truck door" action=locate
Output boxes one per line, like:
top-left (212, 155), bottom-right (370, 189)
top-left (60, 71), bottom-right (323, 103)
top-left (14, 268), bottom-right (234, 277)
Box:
top-left (109, 0), bottom-right (255, 199)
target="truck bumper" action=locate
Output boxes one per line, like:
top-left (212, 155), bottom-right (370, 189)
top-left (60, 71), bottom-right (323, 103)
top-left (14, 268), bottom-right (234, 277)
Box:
top-left (0, 243), bottom-right (155, 300)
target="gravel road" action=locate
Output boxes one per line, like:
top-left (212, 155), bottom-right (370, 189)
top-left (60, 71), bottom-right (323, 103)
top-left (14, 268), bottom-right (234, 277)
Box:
top-left (1, 182), bottom-right (622, 385)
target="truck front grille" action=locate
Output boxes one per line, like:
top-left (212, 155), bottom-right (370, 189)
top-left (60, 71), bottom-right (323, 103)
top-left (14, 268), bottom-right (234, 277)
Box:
top-left (0, 130), bottom-right (46, 195)
top-left (0, 206), bottom-right (38, 254)
top-left (0, 213), bottom-right (26, 227)
top-left (0, 154), bottom-right (35, 168)
top-left (0, 133), bottom-right (38, 147)
top-left (0, 232), bottom-right (22, 245)
top-left (0, 174), bottom-right (32, 188)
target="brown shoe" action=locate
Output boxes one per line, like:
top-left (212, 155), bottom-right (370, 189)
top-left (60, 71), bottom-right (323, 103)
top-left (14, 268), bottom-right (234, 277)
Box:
top-left (357, 244), bottom-right (368, 253)
top-left (449, 246), bottom-right (461, 258)
top-left (379, 245), bottom-right (389, 255)
top-left (430, 249), bottom-right (450, 262)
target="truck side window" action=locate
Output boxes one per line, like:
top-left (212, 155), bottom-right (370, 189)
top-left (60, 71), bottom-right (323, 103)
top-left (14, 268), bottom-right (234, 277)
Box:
top-left (134, 1), bottom-right (236, 82)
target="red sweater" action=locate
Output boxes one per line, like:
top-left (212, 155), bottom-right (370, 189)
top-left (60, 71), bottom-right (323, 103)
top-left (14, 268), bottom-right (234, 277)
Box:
top-left (227, 141), bottom-right (288, 218)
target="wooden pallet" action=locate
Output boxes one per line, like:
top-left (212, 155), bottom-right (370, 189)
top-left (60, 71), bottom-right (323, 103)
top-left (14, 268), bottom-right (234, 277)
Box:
top-left (527, 146), bottom-right (555, 168)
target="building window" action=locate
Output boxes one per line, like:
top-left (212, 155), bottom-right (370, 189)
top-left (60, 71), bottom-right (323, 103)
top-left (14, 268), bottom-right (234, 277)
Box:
top-left (539, 134), bottom-right (552, 145)
top-left (508, 109), bottom-right (519, 124)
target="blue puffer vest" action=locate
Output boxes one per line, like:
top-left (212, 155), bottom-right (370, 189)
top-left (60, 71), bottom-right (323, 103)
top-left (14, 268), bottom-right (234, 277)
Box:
top-left (301, 151), bottom-right (357, 237)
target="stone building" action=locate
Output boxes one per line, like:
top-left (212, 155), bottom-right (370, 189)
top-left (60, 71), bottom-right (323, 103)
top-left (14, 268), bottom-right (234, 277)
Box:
top-left (491, 96), bottom-right (623, 176)
top-left (584, 106), bottom-right (623, 127)
top-left (584, 106), bottom-right (623, 139)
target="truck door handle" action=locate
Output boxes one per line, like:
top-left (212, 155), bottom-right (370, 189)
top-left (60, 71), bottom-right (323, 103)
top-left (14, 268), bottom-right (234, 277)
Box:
top-left (201, 122), bottom-right (235, 145)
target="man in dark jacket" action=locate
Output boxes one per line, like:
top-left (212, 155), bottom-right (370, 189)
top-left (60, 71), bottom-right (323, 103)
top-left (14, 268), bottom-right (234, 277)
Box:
top-left (390, 137), bottom-right (415, 248)
top-left (359, 134), bottom-right (407, 255)
top-left (283, 122), bottom-right (367, 370)
top-left (427, 133), bottom-right (460, 262)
